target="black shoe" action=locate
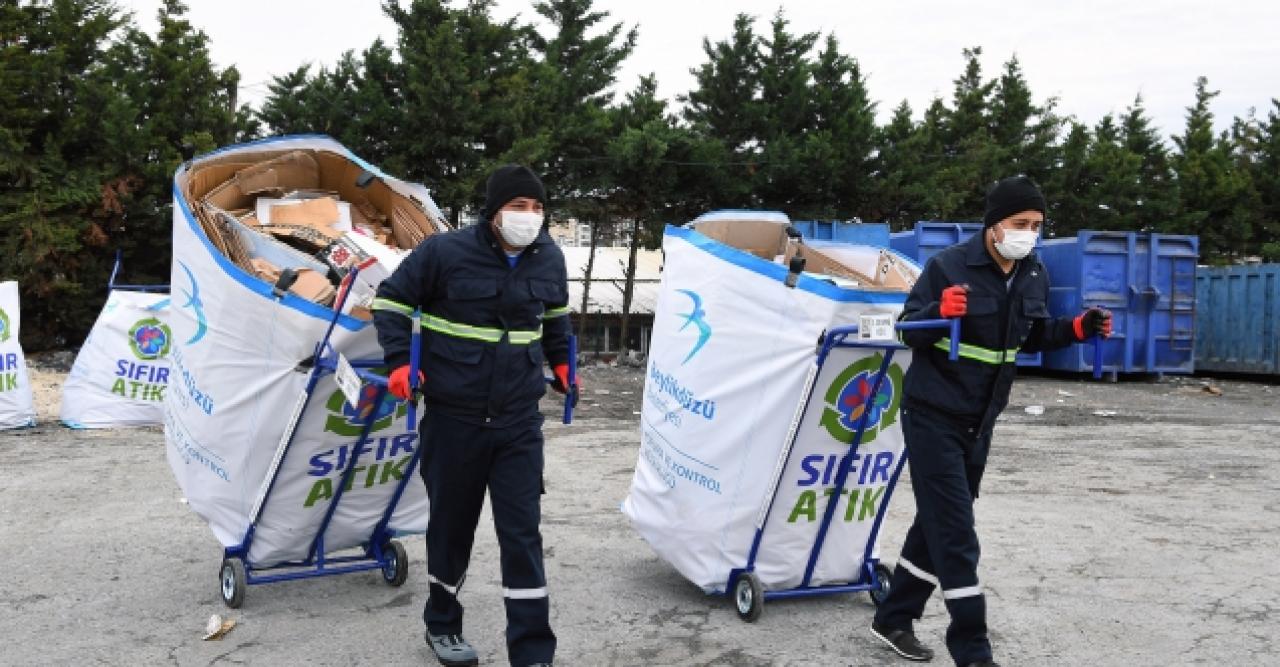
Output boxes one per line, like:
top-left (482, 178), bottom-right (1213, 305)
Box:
top-left (962, 661), bottom-right (999, 667)
top-left (424, 630), bottom-right (479, 666)
top-left (870, 622), bottom-right (934, 661)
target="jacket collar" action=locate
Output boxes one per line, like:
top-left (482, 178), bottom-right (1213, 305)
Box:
top-left (965, 228), bottom-right (994, 267)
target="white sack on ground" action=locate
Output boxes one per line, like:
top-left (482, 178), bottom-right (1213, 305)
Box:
top-left (0, 281), bottom-right (36, 429)
top-left (622, 219), bottom-right (918, 593)
top-left (166, 136), bottom-right (447, 568)
top-left (61, 290), bottom-right (172, 428)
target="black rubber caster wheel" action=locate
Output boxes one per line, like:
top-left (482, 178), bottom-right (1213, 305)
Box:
top-left (382, 540), bottom-right (409, 587)
top-left (220, 557), bottom-right (246, 609)
top-left (734, 571), bottom-right (764, 622)
top-left (869, 562), bottom-right (893, 606)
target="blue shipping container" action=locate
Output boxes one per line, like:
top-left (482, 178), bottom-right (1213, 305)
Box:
top-left (888, 221), bottom-right (1042, 367)
top-left (1039, 231), bottom-right (1198, 376)
top-left (792, 220), bottom-right (890, 247)
top-left (1195, 264), bottom-right (1280, 375)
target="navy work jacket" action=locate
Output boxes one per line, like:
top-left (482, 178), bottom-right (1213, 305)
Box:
top-left (373, 222), bottom-right (571, 427)
top-left (897, 231), bottom-right (1078, 464)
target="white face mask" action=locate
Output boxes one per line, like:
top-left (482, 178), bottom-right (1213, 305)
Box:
top-left (994, 228), bottom-right (1038, 260)
top-left (497, 210), bottom-right (543, 248)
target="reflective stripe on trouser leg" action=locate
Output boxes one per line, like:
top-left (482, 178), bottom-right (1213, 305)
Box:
top-left (874, 514), bottom-right (938, 631)
top-left (420, 411), bottom-right (490, 636)
top-left (490, 418), bottom-right (556, 666)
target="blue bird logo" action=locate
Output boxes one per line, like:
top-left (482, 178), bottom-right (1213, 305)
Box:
top-left (177, 261), bottom-right (208, 345)
top-left (675, 289), bottom-right (712, 364)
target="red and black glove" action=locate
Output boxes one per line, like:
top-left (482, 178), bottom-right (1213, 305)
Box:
top-left (551, 363), bottom-right (579, 407)
top-left (939, 284), bottom-right (969, 318)
top-left (387, 365), bottom-right (425, 401)
top-left (1073, 307), bottom-right (1113, 340)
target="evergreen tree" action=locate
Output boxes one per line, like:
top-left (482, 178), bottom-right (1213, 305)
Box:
top-left (1119, 95), bottom-right (1179, 233)
top-left (1172, 77), bottom-right (1251, 261)
top-left (0, 0), bottom-right (129, 347)
top-left (937, 47), bottom-right (997, 218)
top-left (524, 0), bottom-right (637, 215)
top-left (1047, 120), bottom-right (1093, 237)
top-left (1255, 100), bottom-right (1280, 260)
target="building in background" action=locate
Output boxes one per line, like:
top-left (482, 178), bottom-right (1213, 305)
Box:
top-left (562, 246), bottom-right (662, 358)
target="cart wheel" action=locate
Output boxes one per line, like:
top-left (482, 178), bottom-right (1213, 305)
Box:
top-left (734, 572), bottom-right (764, 622)
top-left (381, 540), bottom-right (409, 587)
top-left (869, 563), bottom-right (892, 606)
top-left (220, 558), bottom-right (246, 609)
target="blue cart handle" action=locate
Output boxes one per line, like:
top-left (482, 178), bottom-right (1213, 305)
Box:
top-left (407, 309), bottom-right (422, 430)
top-left (1092, 334), bottom-right (1105, 380)
top-left (545, 334), bottom-right (578, 425)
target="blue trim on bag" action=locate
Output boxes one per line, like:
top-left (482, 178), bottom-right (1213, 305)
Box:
top-left (171, 175), bottom-right (367, 333)
top-left (665, 225), bottom-right (907, 304)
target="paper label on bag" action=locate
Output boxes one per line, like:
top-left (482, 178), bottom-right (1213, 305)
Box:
top-left (335, 353), bottom-right (362, 410)
top-left (858, 314), bottom-right (895, 342)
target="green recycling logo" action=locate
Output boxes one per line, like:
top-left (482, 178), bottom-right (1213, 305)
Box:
top-left (323, 381), bottom-right (407, 437)
top-left (127, 317), bottom-right (172, 360)
top-left (819, 353), bottom-right (904, 446)
top-left (0, 307), bottom-right (10, 343)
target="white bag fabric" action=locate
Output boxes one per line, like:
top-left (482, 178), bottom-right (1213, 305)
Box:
top-left (165, 136), bottom-right (441, 568)
top-left (0, 281), bottom-right (36, 429)
top-left (60, 290), bottom-right (172, 428)
top-left (622, 225), bottom-right (915, 593)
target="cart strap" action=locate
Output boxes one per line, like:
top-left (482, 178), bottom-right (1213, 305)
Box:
top-left (934, 338), bottom-right (1020, 364)
top-left (541, 305), bottom-right (570, 320)
top-left (373, 300), bottom-right (543, 344)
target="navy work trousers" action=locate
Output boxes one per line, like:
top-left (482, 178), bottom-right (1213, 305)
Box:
top-left (874, 400), bottom-right (992, 666)
top-left (419, 409), bottom-right (555, 667)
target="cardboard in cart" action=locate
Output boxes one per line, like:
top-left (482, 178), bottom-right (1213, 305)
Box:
top-left (623, 212), bottom-right (923, 593)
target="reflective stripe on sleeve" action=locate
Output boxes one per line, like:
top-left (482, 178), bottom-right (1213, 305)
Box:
top-left (541, 306), bottom-right (571, 320)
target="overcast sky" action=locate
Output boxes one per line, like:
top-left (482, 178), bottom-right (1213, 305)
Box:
top-left (121, 0), bottom-right (1280, 140)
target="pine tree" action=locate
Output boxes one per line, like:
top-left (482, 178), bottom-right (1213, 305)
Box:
top-left (1119, 95), bottom-right (1179, 233)
top-left (1256, 100), bottom-right (1280, 260)
top-left (0, 0), bottom-right (128, 348)
top-left (1046, 121), bottom-right (1093, 237)
top-left (1172, 77), bottom-right (1251, 261)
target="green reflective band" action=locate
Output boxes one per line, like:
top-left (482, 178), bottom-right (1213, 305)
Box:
top-left (421, 314), bottom-right (541, 345)
top-left (371, 298), bottom-right (415, 318)
top-left (542, 306), bottom-right (570, 320)
top-left (934, 338), bottom-right (1020, 364)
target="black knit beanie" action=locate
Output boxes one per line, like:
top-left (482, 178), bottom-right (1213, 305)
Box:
top-left (983, 175), bottom-right (1046, 227)
top-left (481, 165), bottom-right (546, 221)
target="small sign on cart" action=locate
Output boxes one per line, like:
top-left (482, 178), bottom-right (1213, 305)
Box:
top-left (335, 353), bottom-right (363, 410)
top-left (858, 314), bottom-right (896, 341)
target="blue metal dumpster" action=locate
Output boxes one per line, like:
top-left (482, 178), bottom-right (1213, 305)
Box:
top-left (889, 221), bottom-right (987, 265)
top-left (888, 221), bottom-right (1042, 367)
top-left (1195, 264), bottom-right (1280, 376)
top-left (791, 220), bottom-right (890, 246)
top-left (1039, 231), bottom-right (1198, 376)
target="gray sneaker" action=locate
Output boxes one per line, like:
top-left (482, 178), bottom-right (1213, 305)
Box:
top-left (425, 630), bottom-right (479, 666)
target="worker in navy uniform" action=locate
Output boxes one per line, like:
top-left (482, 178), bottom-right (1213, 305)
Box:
top-left (372, 165), bottom-right (575, 667)
top-left (870, 176), bottom-right (1112, 666)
